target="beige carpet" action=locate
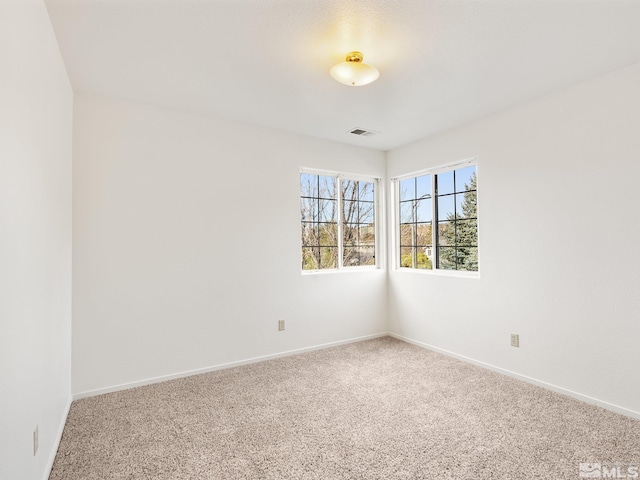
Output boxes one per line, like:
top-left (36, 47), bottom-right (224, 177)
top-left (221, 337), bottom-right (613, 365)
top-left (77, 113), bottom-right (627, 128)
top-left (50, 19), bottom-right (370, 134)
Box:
top-left (50, 337), bottom-right (640, 479)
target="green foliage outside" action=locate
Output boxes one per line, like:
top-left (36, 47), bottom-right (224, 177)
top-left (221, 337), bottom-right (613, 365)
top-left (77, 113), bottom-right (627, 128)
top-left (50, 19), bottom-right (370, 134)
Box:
top-left (401, 251), bottom-right (432, 269)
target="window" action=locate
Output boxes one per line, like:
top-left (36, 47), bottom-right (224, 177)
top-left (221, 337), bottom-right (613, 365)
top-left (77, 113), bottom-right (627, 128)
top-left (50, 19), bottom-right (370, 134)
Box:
top-left (397, 162), bottom-right (478, 272)
top-left (301, 171), bottom-right (378, 271)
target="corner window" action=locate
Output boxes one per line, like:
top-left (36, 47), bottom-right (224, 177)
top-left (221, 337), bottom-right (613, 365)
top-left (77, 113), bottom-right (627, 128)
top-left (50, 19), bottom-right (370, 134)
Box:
top-left (301, 171), bottom-right (378, 271)
top-left (397, 162), bottom-right (478, 272)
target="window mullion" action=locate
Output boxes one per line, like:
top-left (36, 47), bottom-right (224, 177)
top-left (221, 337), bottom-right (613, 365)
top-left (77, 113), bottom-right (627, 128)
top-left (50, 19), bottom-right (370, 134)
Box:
top-left (395, 179), bottom-right (402, 269)
top-left (374, 178), bottom-right (380, 269)
top-left (453, 170), bottom-right (458, 270)
top-left (432, 173), bottom-right (439, 270)
top-left (337, 176), bottom-right (344, 269)
top-left (412, 178), bottom-right (417, 269)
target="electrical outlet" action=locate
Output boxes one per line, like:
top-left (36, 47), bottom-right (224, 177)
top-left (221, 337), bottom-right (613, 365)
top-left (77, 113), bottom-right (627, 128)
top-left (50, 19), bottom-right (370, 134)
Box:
top-left (33, 426), bottom-right (38, 456)
top-left (278, 320), bottom-right (285, 331)
top-left (511, 334), bottom-right (520, 348)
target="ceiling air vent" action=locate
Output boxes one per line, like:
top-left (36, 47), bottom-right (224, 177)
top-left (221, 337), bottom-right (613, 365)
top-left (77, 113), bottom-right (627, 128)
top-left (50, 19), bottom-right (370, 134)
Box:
top-left (349, 128), bottom-right (377, 137)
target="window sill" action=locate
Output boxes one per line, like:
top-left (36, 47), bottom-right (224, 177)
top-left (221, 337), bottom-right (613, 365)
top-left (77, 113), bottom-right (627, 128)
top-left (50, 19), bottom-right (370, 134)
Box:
top-left (393, 267), bottom-right (480, 279)
top-left (301, 266), bottom-right (382, 275)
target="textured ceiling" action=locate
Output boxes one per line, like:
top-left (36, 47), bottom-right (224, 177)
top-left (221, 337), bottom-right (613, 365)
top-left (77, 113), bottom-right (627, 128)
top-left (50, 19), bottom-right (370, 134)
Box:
top-left (45, 0), bottom-right (640, 151)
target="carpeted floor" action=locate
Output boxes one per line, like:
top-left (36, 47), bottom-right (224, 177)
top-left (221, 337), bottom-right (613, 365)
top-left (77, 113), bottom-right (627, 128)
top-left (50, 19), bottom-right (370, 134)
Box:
top-left (50, 337), bottom-right (640, 479)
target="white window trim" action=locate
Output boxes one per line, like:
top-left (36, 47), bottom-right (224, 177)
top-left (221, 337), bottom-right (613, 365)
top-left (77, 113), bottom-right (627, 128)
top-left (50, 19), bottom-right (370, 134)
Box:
top-left (391, 158), bottom-right (479, 278)
top-left (300, 168), bottom-right (383, 274)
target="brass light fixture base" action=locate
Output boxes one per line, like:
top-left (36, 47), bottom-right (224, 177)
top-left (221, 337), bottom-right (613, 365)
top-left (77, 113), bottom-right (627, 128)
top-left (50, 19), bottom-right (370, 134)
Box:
top-left (345, 51), bottom-right (364, 63)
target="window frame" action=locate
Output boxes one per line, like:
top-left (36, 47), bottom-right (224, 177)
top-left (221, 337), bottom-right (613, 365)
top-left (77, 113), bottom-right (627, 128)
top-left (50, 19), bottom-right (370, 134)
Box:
top-left (300, 168), bottom-right (382, 274)
top-left (392, 159), bottom-right (479, 277)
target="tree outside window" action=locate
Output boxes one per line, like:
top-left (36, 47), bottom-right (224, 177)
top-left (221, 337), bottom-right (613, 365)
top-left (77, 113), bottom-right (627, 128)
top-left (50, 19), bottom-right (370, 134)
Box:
top-left (301, 172), bottom-right (378, 271)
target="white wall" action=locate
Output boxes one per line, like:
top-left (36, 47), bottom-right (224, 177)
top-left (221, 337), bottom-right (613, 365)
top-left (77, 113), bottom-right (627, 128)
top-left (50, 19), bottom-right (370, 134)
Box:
top-left (72, 93), bottom-right (387, 395)
top-left (0, 1), bottom-right (73, 479)
top-left (387, 62), bottom-right (640, 417)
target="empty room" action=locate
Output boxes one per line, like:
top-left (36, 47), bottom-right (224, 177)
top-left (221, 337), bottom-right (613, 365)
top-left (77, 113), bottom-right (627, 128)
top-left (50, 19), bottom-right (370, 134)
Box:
top-left (2, 0), bottom-right (640, 479)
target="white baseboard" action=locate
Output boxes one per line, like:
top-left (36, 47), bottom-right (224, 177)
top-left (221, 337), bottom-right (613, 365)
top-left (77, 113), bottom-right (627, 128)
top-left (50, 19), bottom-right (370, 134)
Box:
top-left (73, 332), bottom-right (389, 400)
top-left (390, 333), bottom-right (640, 420)
top-left (43, 395), bottom-right (72, 480)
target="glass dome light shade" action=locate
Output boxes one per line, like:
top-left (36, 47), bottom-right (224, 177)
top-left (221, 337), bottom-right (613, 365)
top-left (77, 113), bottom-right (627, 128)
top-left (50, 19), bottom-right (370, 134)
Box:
top-left (329, 52), bottom-right (380, 87)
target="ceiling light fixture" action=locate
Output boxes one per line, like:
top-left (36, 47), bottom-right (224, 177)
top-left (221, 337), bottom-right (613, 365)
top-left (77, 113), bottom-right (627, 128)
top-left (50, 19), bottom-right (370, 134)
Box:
top-left (329, 51), bottom-right (379, 87)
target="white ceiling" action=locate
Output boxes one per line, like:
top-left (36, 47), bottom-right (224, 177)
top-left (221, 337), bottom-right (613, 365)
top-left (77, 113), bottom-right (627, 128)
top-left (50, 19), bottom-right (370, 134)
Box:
top-left (45, 0), bottom-right (640, 151)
